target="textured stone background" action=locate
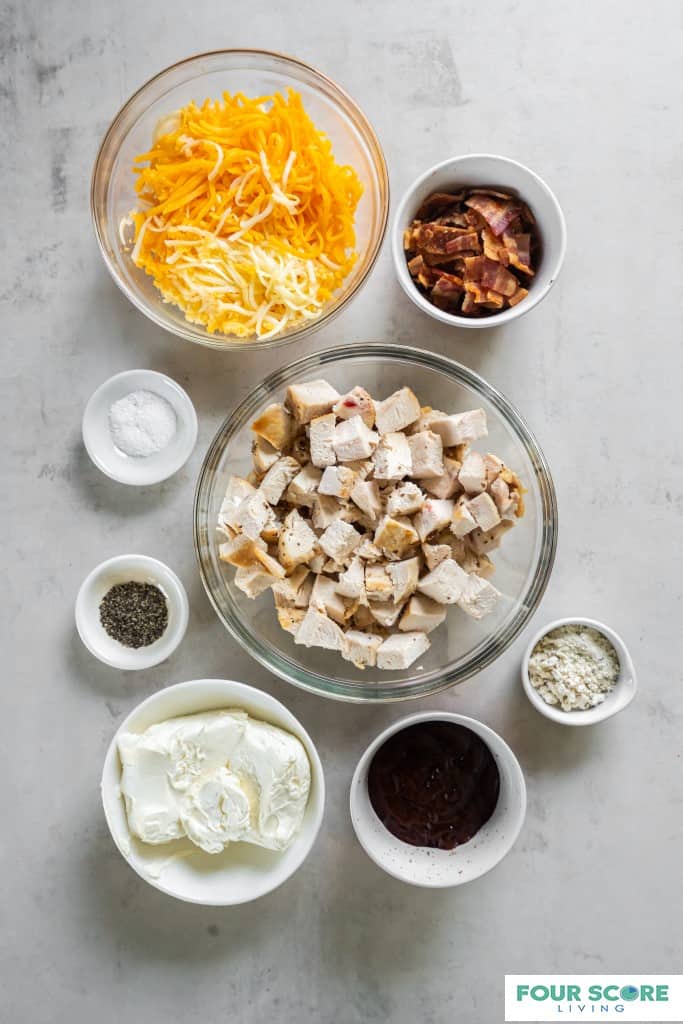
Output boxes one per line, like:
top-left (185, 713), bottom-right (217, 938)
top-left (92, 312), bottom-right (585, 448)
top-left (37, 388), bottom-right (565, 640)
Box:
top-left (2, 1), bottom-right (682, 1021)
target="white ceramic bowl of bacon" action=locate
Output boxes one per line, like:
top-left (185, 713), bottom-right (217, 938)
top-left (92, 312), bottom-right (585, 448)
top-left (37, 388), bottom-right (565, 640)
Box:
top-left (392, 154), bottom-right (567, 329)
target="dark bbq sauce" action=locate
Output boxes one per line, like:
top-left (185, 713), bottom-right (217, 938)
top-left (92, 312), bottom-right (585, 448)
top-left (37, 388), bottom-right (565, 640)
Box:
top-left (367, 721), bottom-right (500, 850)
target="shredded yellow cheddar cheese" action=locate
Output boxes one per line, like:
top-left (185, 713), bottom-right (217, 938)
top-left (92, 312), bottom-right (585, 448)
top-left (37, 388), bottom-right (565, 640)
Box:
top-left (129, 90), bottom-right (363, 340)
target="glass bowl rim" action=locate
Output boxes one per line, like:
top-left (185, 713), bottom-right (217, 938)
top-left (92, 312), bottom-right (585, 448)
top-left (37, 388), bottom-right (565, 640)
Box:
top-left (193, 342), bottom-right (558, 702)
top-left (90, 48), bottom-right (390, 352)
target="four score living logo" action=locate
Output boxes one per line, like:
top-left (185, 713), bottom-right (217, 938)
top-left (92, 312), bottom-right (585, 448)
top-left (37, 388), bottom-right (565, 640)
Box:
top-left (505, 976), bottom-right (683, 1022)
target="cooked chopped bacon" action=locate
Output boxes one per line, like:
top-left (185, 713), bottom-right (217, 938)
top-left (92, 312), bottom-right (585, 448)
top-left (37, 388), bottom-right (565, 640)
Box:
top-left (503, 231), bottom-right (534, 275)
top-left (482, 227), bottom-right (509, 265)
top-left (479, 258), bottom-right (518, 297)
top-left (415, 191), bottom-right (466, 220)
top-left (404, 187), bottom-right (537, 317)
top-left (508, 286), bottom-right (529, 307)
top-left (464, 195), bottom-right (522, 237)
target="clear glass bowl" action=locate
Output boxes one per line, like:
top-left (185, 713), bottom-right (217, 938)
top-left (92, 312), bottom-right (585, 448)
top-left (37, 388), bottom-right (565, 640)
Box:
top-left (194, 345), bottom-right (558, 702)
top-left (90, 50), bottom-right (389, 350)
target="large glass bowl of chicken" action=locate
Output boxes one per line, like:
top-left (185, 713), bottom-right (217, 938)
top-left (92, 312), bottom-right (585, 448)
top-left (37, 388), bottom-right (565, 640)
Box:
top-left (194, 344), bottom-right (557, 702)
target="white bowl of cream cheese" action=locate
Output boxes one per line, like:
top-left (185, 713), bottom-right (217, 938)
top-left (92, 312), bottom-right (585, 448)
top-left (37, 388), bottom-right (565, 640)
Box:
top-left (101, 679), bottom-right (325, 904)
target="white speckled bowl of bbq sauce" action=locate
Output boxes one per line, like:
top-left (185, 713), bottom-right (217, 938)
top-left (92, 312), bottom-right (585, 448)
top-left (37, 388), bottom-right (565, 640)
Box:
top-left (350, 711), bottom-right (526, 887)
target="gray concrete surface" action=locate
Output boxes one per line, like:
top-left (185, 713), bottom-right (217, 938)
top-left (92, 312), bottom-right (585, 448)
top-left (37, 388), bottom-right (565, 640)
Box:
top-left (2, 1), bottom-right (682, 1021)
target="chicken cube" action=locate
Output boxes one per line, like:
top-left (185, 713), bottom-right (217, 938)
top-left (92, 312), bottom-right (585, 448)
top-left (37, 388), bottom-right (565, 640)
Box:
top-left (218, 534), bottom-right (265, 568)
top-left (311, 493), bottom-right (346, 530)
top-left (357, 538), bottom-right (383, 562)
top-left (422, 456), bottom-right (462, 500)
top-left (294, 607), bottom-right (345, 650)
top-left (386, 556), bottom-right (420, 604)
top-left (459, 548), bottom-right (495, 578)
top-left (399, 594), bottom-right (447, 634)
top-left (350, 478), bottom-right (383, 523)
top-left (409, 407), bottom-right (447, 434)
top-left (342, 630), bottom-right (383, 669)
top-left (376, 632), bottom-right (430, 670)
top-left (407, 431), bottom-right (444, 479)
top-left (234, 564), bottom-right (279, 598)
top-left (286, 463), bottom-right (322, 507)
top-left (489, 476), bottom-right (517, 518)
top-left (467, 492), bottom-right (501, 533)
top-left (251, 403), bottom-right (293, 450)
top-left (235, 491), bottom-right (273, 540)
top-left (294, 575), bottom-right (314, 608)
top-left (459, 451), bottom-right (487, 495)
top-left (417, 558), bottom-right (469, 604)
top-left (371, 432), bottom-right (412, 481)
top-left (218, 476), bottom-right (256, 532)
top-left (310, 575), bottom-right (349, 625)
top-left (252, 437), bottom-right (280, 475)
top-left (276, 606), bottom-right (306, 636)
top-left (335, 556), bottom-right (366, 600)
top-left (259, 456), bottom-right (300, 505)
top-left (451, 494), bottom-right (478, 537)
top-left (271, 566), bottom-right (310, 604)
top-left (365, 563), bottom-right (394, 601)
top-left (421, 542), bottom-right (452, 571)
top-left (483, 452), bottom-right (504, 484)
top-left (318, 465), bottom-right (357, 500)
top-left (456, 574), bottom-right (501, 619)
top-left (309, 413), bottom-right (336, 468)
top-left (386, 481), bottom-right (424, 516)
top-left (318, 519), bottom-right (362, 562)
top-left (333, 417), bottom-right (379, 462)
top-left (427, 408), bottom-right (487, 447)
top-left (333, 386), bottom-right (375, 428)
top-left (374, 515), bottom-right (419, 557)
top-left (369, 600), bottom-right (406, 628)
top-left (467, 520), bottom-right (514, 555)
top-left (374, 387), bottom-right (421, 435)
top-left (278, 509), bottom-right (318, 569)
top-left (413, 498), bottom-right (455, 541)
top-left (286, 379), bottom-right (340, 424)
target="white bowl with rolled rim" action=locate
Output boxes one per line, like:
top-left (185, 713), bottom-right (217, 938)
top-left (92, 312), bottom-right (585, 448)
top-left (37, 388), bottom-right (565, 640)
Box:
top-left (392, 153), bottom-right (567, 328)
top-left (101, 678), bottom-right (325, 905)
top-left (82, 368), bottom-right (198, 485)
top-left (350, 711), bottom-right (526, 887)
top-left (75, 554), bottom-right (189, 670)
top-left (521, 616), bottom-right (637, 726)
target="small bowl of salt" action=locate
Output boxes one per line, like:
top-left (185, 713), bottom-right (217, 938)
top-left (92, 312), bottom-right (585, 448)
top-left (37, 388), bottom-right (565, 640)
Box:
top-left (521, 617), bottom-right (637, 726)
top-left (82, 369), bottom-right (198, 485)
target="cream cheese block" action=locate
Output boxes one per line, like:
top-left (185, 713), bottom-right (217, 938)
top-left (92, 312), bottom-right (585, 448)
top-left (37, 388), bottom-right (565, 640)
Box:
top-left (117, 710), bottom-right (311, 855)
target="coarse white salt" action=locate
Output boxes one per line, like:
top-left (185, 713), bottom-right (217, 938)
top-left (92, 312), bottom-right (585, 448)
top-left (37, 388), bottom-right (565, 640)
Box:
top-left (109, 389), bottom-right (177, 458)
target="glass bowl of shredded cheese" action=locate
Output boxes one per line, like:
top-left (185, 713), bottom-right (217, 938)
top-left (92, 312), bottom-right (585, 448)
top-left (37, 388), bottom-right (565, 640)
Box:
top-left (194, 344), bottom-right (558, 702)
top-left (91, 50), bottom-right (389, 349)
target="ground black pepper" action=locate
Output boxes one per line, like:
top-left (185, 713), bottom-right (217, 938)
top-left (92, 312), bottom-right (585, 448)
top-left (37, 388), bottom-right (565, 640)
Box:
top-left (99, 581), bottom-right (168, 648)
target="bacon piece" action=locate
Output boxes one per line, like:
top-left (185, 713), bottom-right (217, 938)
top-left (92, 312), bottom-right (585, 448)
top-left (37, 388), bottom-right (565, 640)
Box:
top-left (508, 286), bottom-right (529, 307)
top-left (445, 230), bottom-right (480, 255)
top-left (464, 208), bottom-right (486, 229)
top-left (413, 223), bottom-right (476, 255)
top-left (464, 280), bottom-right (488, 303)
top-left (415, 191), bottom-right (466, 220)
top-left (461, 292), bottom-right (479, 315)
top-left (431, 272), bottom-right (464, 311)
top-left (503, 232), bottom-right (534, 275)
top-left (482, 227), bottom-right (509, 265)
top-left (479, 257), bottom-right (518, 297)
top-left (464, 195), bottom-right (522, 237)
top-left (407, 254), bottom-right (424, 277)
top-left (467, 187), bottom-right (515, 201)
top-left (463, 255), bottom-right (485, 281)
top-left (482, 290), bottom-right (505, 309)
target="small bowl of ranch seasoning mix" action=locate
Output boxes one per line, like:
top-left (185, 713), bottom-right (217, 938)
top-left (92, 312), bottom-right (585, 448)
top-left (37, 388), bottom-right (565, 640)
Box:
top-left (521, 617), bottom-right (637, 725)
top-left (82, 369), bottom-right (198, 485)
top-left (75, 554), bottom-right (189, 669)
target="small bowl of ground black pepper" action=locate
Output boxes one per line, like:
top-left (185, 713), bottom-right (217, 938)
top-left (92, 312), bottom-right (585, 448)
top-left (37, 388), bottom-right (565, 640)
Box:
top-left (75, 554), bottom-right (189, 669)
top-left (350, 711), bottom-right (526, 887)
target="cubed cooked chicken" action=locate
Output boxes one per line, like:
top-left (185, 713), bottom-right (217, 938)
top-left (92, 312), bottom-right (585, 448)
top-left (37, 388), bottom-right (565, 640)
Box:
top-left (216, 377), bottom-right (524, 670)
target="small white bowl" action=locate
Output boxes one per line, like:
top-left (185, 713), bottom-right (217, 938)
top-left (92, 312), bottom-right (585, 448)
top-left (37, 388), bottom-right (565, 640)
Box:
top-left (82, 369), bottom-right (198, 485)
top-left (521, 616), bottom-right (637, 726)
top-left (392, 153), bottom-right (567, 329)
top-left (101, 679), bottom-right (325, 905)
top-left (350, 711), bottom-right (526, 887)
top-left (75, 554), bottom-right (189, 670)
